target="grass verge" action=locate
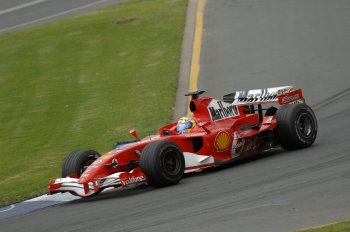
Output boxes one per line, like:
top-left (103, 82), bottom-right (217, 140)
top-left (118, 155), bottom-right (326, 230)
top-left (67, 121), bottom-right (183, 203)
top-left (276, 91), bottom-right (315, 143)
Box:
top-left (0, 0), bottom-right (187, 206)
top-left (296, 221), bottom-right (350, 232)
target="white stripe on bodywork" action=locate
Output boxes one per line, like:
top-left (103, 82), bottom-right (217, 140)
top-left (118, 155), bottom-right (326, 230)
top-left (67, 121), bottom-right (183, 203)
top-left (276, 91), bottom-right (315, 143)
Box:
top-left (183, 152), bottom-right (214, 173)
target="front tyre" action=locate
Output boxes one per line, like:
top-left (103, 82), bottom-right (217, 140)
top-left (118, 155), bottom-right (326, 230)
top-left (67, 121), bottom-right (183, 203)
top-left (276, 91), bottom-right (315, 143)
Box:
top-left (61, 150), bottom-right (100, 178)
top-left (275, 103), bottom-right (317, 150)
top-left (140, 140), bottom-right (185, 187)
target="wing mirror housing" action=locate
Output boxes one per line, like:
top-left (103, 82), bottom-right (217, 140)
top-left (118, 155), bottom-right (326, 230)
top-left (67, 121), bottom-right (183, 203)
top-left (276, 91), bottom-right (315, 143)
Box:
top-left (130, 129), bottom-right (141, 141)
top-left (198, 121), bottom-right (211, 134)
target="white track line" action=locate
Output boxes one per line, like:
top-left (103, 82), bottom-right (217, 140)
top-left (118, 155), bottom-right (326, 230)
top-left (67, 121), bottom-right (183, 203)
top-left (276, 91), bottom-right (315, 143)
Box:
top-left (0, 0), bottom-right (111, 33)
top-left (25, 193), bottom-right (80, 202)
top-left (0, 205), bottom-right (15, 213)
top-left (0, 0), bottom-right (50, 16)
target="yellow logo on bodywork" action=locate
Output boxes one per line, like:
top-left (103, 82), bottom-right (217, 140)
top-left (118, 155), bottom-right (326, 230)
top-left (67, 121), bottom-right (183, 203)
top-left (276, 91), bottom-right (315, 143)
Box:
top-left (214, 131), bottom-right (231, 152)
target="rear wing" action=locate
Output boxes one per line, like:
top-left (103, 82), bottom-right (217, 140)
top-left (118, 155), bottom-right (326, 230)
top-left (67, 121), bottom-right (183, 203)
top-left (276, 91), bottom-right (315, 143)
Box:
top-left (222, 86), bottom-right (305, 105)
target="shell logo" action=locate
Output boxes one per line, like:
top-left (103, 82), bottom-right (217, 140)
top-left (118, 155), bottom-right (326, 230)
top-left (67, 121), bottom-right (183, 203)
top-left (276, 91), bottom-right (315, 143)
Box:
top-left (214, 131), bottom-right (231, 152)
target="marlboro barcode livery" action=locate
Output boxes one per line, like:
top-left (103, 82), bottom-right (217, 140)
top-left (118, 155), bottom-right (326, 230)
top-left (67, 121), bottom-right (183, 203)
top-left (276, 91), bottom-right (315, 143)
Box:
top-left (49, 86), bottom-right (317, 197)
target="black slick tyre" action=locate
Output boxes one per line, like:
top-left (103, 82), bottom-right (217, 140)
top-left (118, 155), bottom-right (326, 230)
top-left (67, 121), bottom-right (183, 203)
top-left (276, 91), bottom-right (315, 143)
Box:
top-left (140, 140), bottom-right (185, 187)
top-left (275, 103), bottom-right (317, 150)
top-left (61, 150), bottom-right (100, 178)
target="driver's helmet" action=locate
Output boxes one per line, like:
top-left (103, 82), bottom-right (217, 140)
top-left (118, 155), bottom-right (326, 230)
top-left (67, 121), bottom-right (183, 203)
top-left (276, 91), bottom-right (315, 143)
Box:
top-left (177, 117), bottom-right (196, 133)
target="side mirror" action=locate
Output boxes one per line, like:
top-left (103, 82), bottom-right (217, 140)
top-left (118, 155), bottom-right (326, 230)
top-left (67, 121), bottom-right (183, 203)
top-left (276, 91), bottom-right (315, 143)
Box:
top-left (198, 121), bottom-right (211, 134)
top-left (130, 129), bottom-right (141, 141)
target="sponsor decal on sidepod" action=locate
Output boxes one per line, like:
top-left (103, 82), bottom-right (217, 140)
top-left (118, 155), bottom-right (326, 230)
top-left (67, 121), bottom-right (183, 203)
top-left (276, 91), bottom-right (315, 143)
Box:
top-left (208, 99), bottom-right (239, 121)
top-left (231, 132), bottom-right (245, 158)
top-left (214, 131), bottom-right (231, 152)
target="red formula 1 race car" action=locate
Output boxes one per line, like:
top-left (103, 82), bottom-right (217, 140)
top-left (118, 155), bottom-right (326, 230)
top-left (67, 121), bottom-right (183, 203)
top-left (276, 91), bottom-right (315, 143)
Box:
top-left (49, 86), bottom-right (317, 197)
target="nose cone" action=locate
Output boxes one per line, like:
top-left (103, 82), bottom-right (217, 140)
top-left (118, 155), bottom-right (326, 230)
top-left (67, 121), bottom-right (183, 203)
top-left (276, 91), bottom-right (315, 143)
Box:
top-left (78, 172), bottom-right (93, 184)
top-left (78, 156), bottom-right (111, 184)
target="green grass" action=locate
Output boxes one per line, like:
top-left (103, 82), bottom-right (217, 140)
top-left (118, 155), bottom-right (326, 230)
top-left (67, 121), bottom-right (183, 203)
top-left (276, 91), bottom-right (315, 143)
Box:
top-left (296, 221), bottom-right (350, 232)
top-left (0, 0), bottom-right (187, 206)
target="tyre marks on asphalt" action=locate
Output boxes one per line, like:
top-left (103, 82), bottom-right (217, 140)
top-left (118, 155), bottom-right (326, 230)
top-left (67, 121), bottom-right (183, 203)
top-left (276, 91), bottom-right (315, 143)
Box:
top-left (312, 87), bottom-right (350, 110)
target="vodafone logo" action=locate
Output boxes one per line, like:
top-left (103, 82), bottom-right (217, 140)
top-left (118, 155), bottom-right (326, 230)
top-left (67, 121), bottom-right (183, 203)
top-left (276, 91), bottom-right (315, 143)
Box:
top-left (121, 176), bottom-right (146, 186)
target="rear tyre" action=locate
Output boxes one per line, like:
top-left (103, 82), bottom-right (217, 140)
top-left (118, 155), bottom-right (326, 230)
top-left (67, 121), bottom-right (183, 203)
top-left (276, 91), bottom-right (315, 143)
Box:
top-left (140, 140), bottom-right (185, 187)
top-left (61, 150), bottom-right (100, 178)
top-left (275, 103), bottom-right (317, 150)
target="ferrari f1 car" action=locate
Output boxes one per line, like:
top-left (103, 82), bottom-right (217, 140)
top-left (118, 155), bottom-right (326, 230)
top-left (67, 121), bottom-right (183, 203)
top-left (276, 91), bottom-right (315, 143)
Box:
top-left (49, 86), bottom-right (317, 197)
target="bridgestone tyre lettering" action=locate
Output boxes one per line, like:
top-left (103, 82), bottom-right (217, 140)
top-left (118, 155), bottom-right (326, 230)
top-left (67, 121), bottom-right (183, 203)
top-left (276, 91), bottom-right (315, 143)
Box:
top-left (140, 140), bottom-right (185, 187)
top-left (275, 103), bottom-right (317, 150)
top-left (61, 150), bottom-right (100, 178)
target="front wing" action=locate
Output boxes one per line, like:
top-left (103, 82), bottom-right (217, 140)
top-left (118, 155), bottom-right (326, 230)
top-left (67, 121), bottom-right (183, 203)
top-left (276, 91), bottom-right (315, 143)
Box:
top-left (49, 153), bottom-right (215, 197)
top-left (49, 168), bottom-right (146, 197)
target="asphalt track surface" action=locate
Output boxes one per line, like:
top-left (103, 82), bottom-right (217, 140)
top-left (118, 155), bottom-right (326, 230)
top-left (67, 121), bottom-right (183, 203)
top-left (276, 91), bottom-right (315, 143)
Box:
top-left (1, 0), bottom-right (350, 232)
top-left (0, 0), bottom-right (125, 34)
